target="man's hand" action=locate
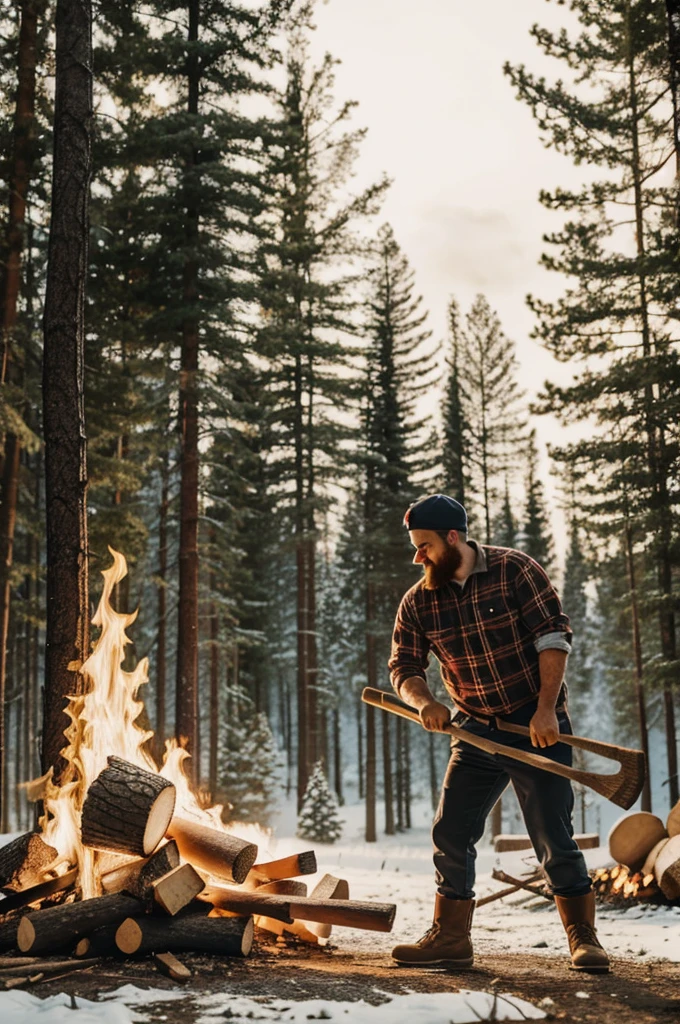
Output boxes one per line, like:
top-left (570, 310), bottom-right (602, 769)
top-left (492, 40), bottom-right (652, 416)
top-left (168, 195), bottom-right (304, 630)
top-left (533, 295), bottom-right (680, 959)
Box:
top-left (420, 700), bottom-right (452, 732)
top-left (529, 705), bottom-right (560, 748)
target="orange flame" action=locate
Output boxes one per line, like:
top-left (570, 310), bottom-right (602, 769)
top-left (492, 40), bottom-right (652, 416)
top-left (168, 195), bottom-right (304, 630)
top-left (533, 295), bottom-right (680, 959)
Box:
top-left (40, 549), bottom-right (269, 898)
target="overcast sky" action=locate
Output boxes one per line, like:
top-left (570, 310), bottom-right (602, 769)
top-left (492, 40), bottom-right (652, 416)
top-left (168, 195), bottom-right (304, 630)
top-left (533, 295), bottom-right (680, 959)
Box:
top-left (306, 0), bottom-right (588, 554)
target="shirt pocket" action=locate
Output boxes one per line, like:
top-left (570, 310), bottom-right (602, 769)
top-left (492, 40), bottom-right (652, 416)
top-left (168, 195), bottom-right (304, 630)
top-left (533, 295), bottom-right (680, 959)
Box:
top-left (477, 598), bottom-right (518, 630)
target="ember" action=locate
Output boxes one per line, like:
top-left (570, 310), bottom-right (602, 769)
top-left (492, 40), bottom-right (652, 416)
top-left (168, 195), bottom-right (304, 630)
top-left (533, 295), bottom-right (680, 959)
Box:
top-left (0, 552), bottom-right (396, 987)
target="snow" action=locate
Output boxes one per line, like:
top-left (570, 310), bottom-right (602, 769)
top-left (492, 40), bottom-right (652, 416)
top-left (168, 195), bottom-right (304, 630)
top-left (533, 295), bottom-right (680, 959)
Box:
top-left (1, 801), bottom-right (679, 1022)
top-left (192, 989), bottom-right (546, 1022)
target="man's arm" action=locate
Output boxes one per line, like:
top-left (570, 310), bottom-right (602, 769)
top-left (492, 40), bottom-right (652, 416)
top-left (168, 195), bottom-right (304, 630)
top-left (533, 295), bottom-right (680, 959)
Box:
top-left (530, 648), bottom-right (568, 748)
top-left (399, 676), bottom-right (451, 732)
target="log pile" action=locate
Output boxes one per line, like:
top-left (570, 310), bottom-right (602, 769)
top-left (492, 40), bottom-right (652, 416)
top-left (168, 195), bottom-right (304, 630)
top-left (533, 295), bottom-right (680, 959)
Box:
top-left (0, 755), bottom-right (396, 989)
top-left (597, 799), bottom-right (680, 906)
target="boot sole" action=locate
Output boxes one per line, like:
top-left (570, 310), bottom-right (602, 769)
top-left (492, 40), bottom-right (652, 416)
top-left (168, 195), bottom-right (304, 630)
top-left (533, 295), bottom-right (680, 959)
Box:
top-left (392, 957), bottom-right (474, 968)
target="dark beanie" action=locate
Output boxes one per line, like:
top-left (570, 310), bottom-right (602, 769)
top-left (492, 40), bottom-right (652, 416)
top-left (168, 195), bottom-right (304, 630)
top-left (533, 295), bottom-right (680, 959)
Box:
top-left (403, 494), bottom-right (468, 533)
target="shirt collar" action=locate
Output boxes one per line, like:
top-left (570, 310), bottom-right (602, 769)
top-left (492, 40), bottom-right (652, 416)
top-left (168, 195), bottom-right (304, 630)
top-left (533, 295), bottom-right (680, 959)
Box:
top-left (451, 539), bottom-right (487, 589)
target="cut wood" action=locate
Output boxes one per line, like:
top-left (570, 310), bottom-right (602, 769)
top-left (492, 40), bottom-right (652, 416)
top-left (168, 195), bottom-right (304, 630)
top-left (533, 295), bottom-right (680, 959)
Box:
top-left (167, 817), bottom-right (257, 885)
top-left (0, 957), bottom-right (99, 979)
top-left (3, 973), bottom-right (44, 990)
top-left (0, 917), bottom-right (22, 953)
top-left (154, 952), bottom-right (192, 981)
top-left (152, 863), bottom-right (205, 916)
top-left (74, 926), bottom-right (120, 959)
top-left (491, 869), bottom-right (552, 900)
top-left (0, 834), bottom-right (58, 892)
top-left (653, 834), bottom-right (680, 900)
top-left (255, 916), bottom-right (321, 945)
top-left (668, 799), bottom-right (680, 838)
top-left (17, 893), bottom-right (143, 954)
top-left (0, 868), bottom-right (78, 914)
top-left (81, 756), bottom-right (176, 856)
top-left (642, 838), bottom-right (670, 878)
top-left (248, 851), bottom-right (317, 885)
top-left (256, 880), bottom-right (308, 897)
top-left (494, 833), bottom-right (599, 853)
top-left (101, 840), bottom-right (180, 899)
top-left (608, 812), bottom-right (667, 871)
top-left (303, 874), bottom-right (350, 940)
top-left (202, 888), bottom-right (396, 932)
top-left (115, 913), bottom-right (254, 957)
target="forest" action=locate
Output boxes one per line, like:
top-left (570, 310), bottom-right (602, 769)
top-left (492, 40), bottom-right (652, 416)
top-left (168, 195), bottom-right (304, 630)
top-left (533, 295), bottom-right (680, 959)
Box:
top-left (0, 0), bottom-right (679, 848)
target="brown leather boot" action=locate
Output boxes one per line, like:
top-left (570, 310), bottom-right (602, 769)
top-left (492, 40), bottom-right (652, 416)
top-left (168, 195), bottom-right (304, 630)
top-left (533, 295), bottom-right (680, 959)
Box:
top-left (554, 891), bottom-right (610, 972)
top-left (391, 894), bottom-right (474, 967)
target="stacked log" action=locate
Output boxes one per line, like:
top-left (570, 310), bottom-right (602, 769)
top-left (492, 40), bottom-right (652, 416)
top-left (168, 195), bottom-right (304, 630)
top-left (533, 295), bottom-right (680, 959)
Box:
top-left (602, 801), bottom-right (680, 905)
top-left (0, 754), bottom-right (394, 983)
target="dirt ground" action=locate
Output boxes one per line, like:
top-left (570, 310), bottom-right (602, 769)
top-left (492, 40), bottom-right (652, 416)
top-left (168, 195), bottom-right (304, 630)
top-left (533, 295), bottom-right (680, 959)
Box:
top-left (21, 932), bottom-right (680, 1024)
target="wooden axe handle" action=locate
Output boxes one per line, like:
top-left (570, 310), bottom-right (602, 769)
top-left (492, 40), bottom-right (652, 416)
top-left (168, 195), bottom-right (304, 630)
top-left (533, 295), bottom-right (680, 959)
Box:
top-left (361, 687), bottom-right (645, 809)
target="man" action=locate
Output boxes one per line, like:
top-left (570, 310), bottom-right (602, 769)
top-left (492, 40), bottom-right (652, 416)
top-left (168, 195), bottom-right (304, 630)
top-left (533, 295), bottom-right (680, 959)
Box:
top-left (388, 493), bottom-right (609, 973)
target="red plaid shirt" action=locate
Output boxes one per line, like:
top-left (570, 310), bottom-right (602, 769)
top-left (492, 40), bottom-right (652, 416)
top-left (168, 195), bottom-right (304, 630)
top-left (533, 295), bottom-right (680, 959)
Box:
top-left (388, 543), bottom-right (572, 716)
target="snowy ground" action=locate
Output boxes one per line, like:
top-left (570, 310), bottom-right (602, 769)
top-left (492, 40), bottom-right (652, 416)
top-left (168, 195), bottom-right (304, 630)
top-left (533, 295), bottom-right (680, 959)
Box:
top-left (1, 803), bottom-right (679, 1023)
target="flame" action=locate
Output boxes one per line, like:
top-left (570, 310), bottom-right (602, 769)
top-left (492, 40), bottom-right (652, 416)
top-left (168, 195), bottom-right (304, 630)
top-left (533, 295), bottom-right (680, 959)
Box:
top-left (40, 549), bottom-right (271, 898)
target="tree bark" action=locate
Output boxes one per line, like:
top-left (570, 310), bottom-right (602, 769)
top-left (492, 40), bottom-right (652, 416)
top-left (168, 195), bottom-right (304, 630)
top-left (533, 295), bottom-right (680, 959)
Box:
top-left (365, 580), bottom-right (377, 842)
top-left (624, 523), bottom-right (652, 811)
top-left (382, 710), bottom-right (395, 835)
top-left (332, 706), bottom-right (343, 805)
top-left (175, 0), bottom-right (200, 776)
top-left (0, 0), bottom-right (44, 831)
top-left (41, 0), bottom-right (92, 780)
top-left (155, 439), bottom-right (169, 758)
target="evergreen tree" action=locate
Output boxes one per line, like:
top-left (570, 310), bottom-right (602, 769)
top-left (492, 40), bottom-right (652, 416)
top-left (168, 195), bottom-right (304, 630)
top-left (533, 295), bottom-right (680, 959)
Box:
top-left (492, 478), bottom-right (518, 548)
top-left (440, 298), bottom-right (469, 504)
top-left (520, 430), bottom-right (555, 573)
top-left (257, 13), bottom-right (388, 808)
top-left (218, 699), bottom-right (282, 825)
top-left (506, 0), bottom-right (680, 806)
top-left (456, 294), bottom-right (526, 543)
top-left (296, 759), bottom-right (343, 843)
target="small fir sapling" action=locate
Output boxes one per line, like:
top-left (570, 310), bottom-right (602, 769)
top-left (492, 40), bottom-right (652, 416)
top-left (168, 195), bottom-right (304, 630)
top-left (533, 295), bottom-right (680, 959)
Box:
top-left (297, 761), bottom-right (343, 844)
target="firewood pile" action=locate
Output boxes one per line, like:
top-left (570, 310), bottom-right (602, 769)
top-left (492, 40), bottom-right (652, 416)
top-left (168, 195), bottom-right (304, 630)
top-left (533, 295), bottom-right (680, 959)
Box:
top-left (0, 755), bottom-right (396, 991)
top-left (593, 800), bottom-right (680, 907)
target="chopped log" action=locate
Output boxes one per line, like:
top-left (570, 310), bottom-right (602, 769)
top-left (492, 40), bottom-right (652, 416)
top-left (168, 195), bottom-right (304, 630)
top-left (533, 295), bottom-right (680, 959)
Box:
top-left (202, 888), bottom-right (396, 932)
top-left (303, 874), bottom-right (350, 940)
top-left (0, 917), bottom-right (22, 953)
top-left (642, 837), bottom-right (670, 877)
top-left (0, 868), bottom-right (78, 914)
top-left (17, 893), bottom-right (143, 954)
top-left (82, 756), bottom-right (176, 856)
top-left (248, 851), bottom-right (317, 884)
top-left (167, 817), bottom-right (257, 885)
top-left (152, 863), bottom-right (205, 916)
top-left (101, 840), bottom-right (180, 899)
top-left (255, 916), bottom-right (321, 945)
top-left (154, 952), bottom-right (192, 981)
top-left (0, 957), bottom-right (41, 967)
top-left (653, 834), bottom-right (680, 900)
top-left (74, 926), bottom-right (120, 959)
top-left (115, 913), bottom-right (254, 957)
top-left (0, 957), bottom-right (100, 979)
top-left (256, 880), bottom-right (308, 897)
top-left (4, 973), bottom-right (44, 990)
top-left (494, 833), bottom-right (600, 853)
top-left (608, 812), bottom-right (667, 871)
top-left (668, 799), bottom-right (680, 838)
top-left (0, 834), bottom-right (58, 892)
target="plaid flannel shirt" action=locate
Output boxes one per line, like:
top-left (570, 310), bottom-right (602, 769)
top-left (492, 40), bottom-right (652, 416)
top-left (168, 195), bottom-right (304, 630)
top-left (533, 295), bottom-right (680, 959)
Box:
top-left (388, 543), bottom-right (572, 716)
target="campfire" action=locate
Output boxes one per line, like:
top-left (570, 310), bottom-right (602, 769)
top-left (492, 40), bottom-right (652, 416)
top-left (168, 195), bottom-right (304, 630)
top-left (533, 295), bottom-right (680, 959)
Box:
top-left (0, 552), bottom-right (395, 989)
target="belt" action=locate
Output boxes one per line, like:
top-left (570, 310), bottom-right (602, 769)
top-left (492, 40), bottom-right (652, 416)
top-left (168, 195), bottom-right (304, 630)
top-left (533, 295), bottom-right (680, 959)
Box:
top-left (452, 698), bottom-right (566, 728)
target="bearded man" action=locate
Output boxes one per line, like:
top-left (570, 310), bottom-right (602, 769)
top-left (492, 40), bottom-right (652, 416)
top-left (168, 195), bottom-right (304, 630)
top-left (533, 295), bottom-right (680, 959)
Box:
top-left (388, 493), bottom-right (609, 973)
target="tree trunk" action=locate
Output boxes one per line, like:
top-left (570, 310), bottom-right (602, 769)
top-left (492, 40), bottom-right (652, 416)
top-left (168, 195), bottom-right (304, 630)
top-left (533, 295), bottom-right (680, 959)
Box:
top-left (428, 731), bottom-right (438, 812)
top-left (403, 716), bottom-right (412, 828)
top-left (365, 578), bottom-right (377, 841)
top-left (155, 443), bottom-right (168, 758)
top-left (175, 0), bottom-right (200, 776)
top-left (624, 523), bottom-right (652, 811)
top-left (332, 706), bottom-right (343, 805)
top-left (395, 716), bottom-right (404, 830)
top-left (41, 0), bottom-right (92, 780)
top-left (0, 0), bottom-right (44, 833)
top-left (357, 689), bottom-right (364, 799)
top-left (665, 1), bottom-right (680, 183)
top-left (382, 711), bottom-right (395, 835)
top-left (208, 573), bottom-right (219, 799)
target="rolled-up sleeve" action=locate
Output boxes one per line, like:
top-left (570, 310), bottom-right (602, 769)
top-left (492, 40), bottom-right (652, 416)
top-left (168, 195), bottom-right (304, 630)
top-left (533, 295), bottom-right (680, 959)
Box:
top-left (388, 591), bottom-right (430, 696)
top-left (514, 559), bottom-right (573, 652)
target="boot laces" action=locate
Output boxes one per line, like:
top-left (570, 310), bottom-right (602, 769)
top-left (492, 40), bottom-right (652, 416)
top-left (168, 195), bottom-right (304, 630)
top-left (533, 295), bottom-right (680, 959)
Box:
top-left (567, 922), bottom-right (602, 951)
top-left (418, 923), bottom-right (441, 946)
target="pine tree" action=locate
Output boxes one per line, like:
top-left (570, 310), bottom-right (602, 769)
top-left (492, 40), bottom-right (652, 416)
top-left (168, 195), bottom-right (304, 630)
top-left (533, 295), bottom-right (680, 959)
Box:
top-left (492, 478), bottom-right (518, 548)
top-left (257, 14), bottom-right (388, 808)
top-left (296, 759), bottom-right (343, 843)
top-left (455, 294), bottom-right (526, 543)
top-left (520, 430), bottom-right (555, 574)
top-left (440, 298), bottom-right (469, 503)
top-left (218, 701), bottom-right (282, 825)
top-left (506, 0), bottom-right (680, 806)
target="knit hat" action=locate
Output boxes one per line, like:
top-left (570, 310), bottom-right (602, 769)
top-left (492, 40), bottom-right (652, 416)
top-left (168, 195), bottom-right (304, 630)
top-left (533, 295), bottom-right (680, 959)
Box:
top-left (403, 494), bottom-right (467, 533)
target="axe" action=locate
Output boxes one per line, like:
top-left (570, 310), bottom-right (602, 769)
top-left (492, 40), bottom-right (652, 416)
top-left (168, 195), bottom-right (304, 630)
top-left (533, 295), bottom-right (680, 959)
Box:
top-left (361, 687), bottom-right (645, 810)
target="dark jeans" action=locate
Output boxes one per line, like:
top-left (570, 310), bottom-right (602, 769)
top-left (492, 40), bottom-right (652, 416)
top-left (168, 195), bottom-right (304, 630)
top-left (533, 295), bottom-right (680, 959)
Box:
top-left (432, 700), bottom-right (592, 899)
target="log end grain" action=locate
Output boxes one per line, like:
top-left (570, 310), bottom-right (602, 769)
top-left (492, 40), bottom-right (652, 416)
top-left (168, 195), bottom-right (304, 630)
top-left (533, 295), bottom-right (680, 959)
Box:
top-left (16, 918), bottom-right (35, 954)
top-left (154, 952), bottom-right (191, 981)
top-left (668, 800), bottom-right (680, 839)
top-left (608, 812), bottom-right (668, 872)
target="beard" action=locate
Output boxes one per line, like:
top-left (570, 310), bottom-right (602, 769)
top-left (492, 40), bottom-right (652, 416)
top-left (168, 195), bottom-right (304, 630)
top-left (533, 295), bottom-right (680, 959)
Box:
top-left (422, 542), bottom-right (463, 590)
